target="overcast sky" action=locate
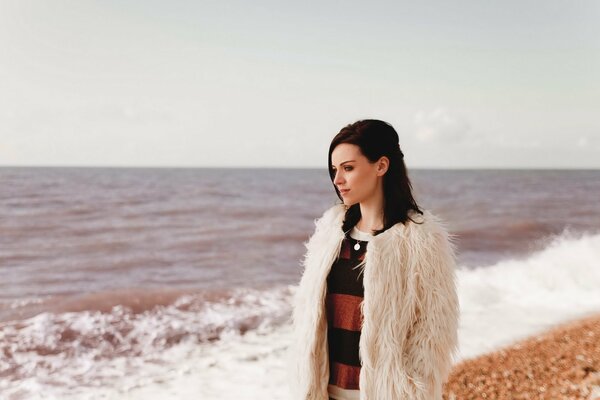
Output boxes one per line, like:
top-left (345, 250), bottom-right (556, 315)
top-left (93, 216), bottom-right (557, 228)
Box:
top-left (1, 0), bottom-right (599, 168)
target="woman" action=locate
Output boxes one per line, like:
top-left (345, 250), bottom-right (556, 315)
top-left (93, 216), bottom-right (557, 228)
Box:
top-left (287, 119), bottom-right (460, 400)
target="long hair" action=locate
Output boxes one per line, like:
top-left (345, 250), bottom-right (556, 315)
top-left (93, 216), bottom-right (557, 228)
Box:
top-left (328, 119), bottom-right (423, 236)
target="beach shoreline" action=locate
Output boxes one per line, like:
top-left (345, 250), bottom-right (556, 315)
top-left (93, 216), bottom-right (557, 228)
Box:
top-left (444, 312), bottom-right (600, 400)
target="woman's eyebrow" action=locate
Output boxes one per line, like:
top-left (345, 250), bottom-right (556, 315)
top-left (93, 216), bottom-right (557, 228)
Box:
top-left (331, 160), bottom-right (355, 168)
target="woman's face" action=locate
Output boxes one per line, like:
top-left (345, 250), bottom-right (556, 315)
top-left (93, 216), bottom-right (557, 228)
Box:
top-left (331, 143), bottom-right (387, 206)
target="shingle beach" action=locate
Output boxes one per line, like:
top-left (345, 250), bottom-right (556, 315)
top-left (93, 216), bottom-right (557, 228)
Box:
top-left (444, 313), bottom-right (600, 400)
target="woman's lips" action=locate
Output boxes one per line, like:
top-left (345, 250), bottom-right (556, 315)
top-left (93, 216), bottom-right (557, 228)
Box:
top-left (340, 189), bottom-right (350, 195)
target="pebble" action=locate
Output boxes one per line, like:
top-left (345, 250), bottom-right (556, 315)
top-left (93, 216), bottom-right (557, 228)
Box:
top-left (443, 313), bottom-right (600, 400)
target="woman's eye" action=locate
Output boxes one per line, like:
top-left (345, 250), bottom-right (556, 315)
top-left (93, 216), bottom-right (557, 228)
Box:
top-left (331, 166), bottom-right (353, 172)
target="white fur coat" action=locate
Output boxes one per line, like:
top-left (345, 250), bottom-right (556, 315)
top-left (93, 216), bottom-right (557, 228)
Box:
top-left (286, 203), bottom-right (460, 400)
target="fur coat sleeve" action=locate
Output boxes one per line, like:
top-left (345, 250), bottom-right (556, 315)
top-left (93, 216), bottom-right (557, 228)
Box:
top-left (287, 205), bottom-right (345, 399)
top-left (398, 214), bottom-right (460, 399)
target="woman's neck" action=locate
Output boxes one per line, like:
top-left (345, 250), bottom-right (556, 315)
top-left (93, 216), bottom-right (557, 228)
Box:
top-left (357, 200), bottom-right (384, 232)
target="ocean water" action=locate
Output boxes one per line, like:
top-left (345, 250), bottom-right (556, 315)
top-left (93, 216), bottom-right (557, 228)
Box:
top-left (1, 167), bottom-right (599, 399)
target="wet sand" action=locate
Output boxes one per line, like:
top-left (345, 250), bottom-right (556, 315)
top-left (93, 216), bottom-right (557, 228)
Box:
top-left (444, 313), bottom-right (600, 400)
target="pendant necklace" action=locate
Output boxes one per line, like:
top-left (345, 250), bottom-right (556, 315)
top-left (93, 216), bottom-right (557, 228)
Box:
top-left (353, 224), bottom-right (366, 251)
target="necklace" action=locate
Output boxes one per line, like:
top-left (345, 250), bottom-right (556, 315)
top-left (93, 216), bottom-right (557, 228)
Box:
top-left (352, 225), bottom-right (372, 251)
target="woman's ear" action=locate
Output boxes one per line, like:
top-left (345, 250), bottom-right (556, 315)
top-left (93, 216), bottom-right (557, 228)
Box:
top-left (377, 156), bottom-right (390, 176)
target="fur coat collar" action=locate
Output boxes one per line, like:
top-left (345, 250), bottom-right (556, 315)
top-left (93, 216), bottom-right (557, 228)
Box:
top-left (287, 203), bottom-right (460, 400)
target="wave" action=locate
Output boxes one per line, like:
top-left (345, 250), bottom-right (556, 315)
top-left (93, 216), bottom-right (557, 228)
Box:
top-left (457, 229), bottom-right (600, 359)
top-left (2, 230), bottom-right (599, 398)
top-left (0, 286), bottom-right (294, 386)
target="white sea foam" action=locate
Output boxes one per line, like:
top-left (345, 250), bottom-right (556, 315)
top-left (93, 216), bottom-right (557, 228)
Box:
top-left (457, 229), bottom-right (600, 360)
top-left (2, 230), bottom-right (600, 399)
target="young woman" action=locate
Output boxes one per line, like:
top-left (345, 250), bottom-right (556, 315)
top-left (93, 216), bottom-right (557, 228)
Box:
top-left (287, 119), bottom-right (460, 400)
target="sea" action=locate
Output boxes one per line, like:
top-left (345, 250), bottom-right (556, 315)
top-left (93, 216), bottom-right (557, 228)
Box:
top-left (1, 167), bottom-right (599, 399)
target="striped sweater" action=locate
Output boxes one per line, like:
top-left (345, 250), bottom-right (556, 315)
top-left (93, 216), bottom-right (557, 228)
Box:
top-left (326, 225), bottom-right (373, 400)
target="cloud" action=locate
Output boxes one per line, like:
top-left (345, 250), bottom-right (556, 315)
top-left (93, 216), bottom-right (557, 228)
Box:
top-left (577, 136), bottom-right (589, 148)
top-left (413, 107), bottom-right (471, 143)
top-left (576, 135), bottom-right (600, 151)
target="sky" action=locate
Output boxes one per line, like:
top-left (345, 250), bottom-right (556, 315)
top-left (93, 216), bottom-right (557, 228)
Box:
top-left (0, 0), bottom-right (599, 168)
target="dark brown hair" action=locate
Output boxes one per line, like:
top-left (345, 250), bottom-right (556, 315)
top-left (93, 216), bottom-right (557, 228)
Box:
top-left (328, 119), bottom-right (423, 235)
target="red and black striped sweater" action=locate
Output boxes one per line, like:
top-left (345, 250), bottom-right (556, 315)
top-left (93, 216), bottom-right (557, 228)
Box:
top-left (326, 225), bottom-right (373, 400)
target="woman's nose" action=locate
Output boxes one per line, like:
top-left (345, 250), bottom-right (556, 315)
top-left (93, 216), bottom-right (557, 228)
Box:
top-left (334, 171), bottom-right (343, 184)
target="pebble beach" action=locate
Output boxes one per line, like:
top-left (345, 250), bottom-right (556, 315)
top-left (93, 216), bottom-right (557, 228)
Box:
top-left (444, 313), bottom-right (600, 400)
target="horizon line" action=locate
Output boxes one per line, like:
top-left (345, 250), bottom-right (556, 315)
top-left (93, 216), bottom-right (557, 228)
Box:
top-left (1, 165), bottom-right (599, 171)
